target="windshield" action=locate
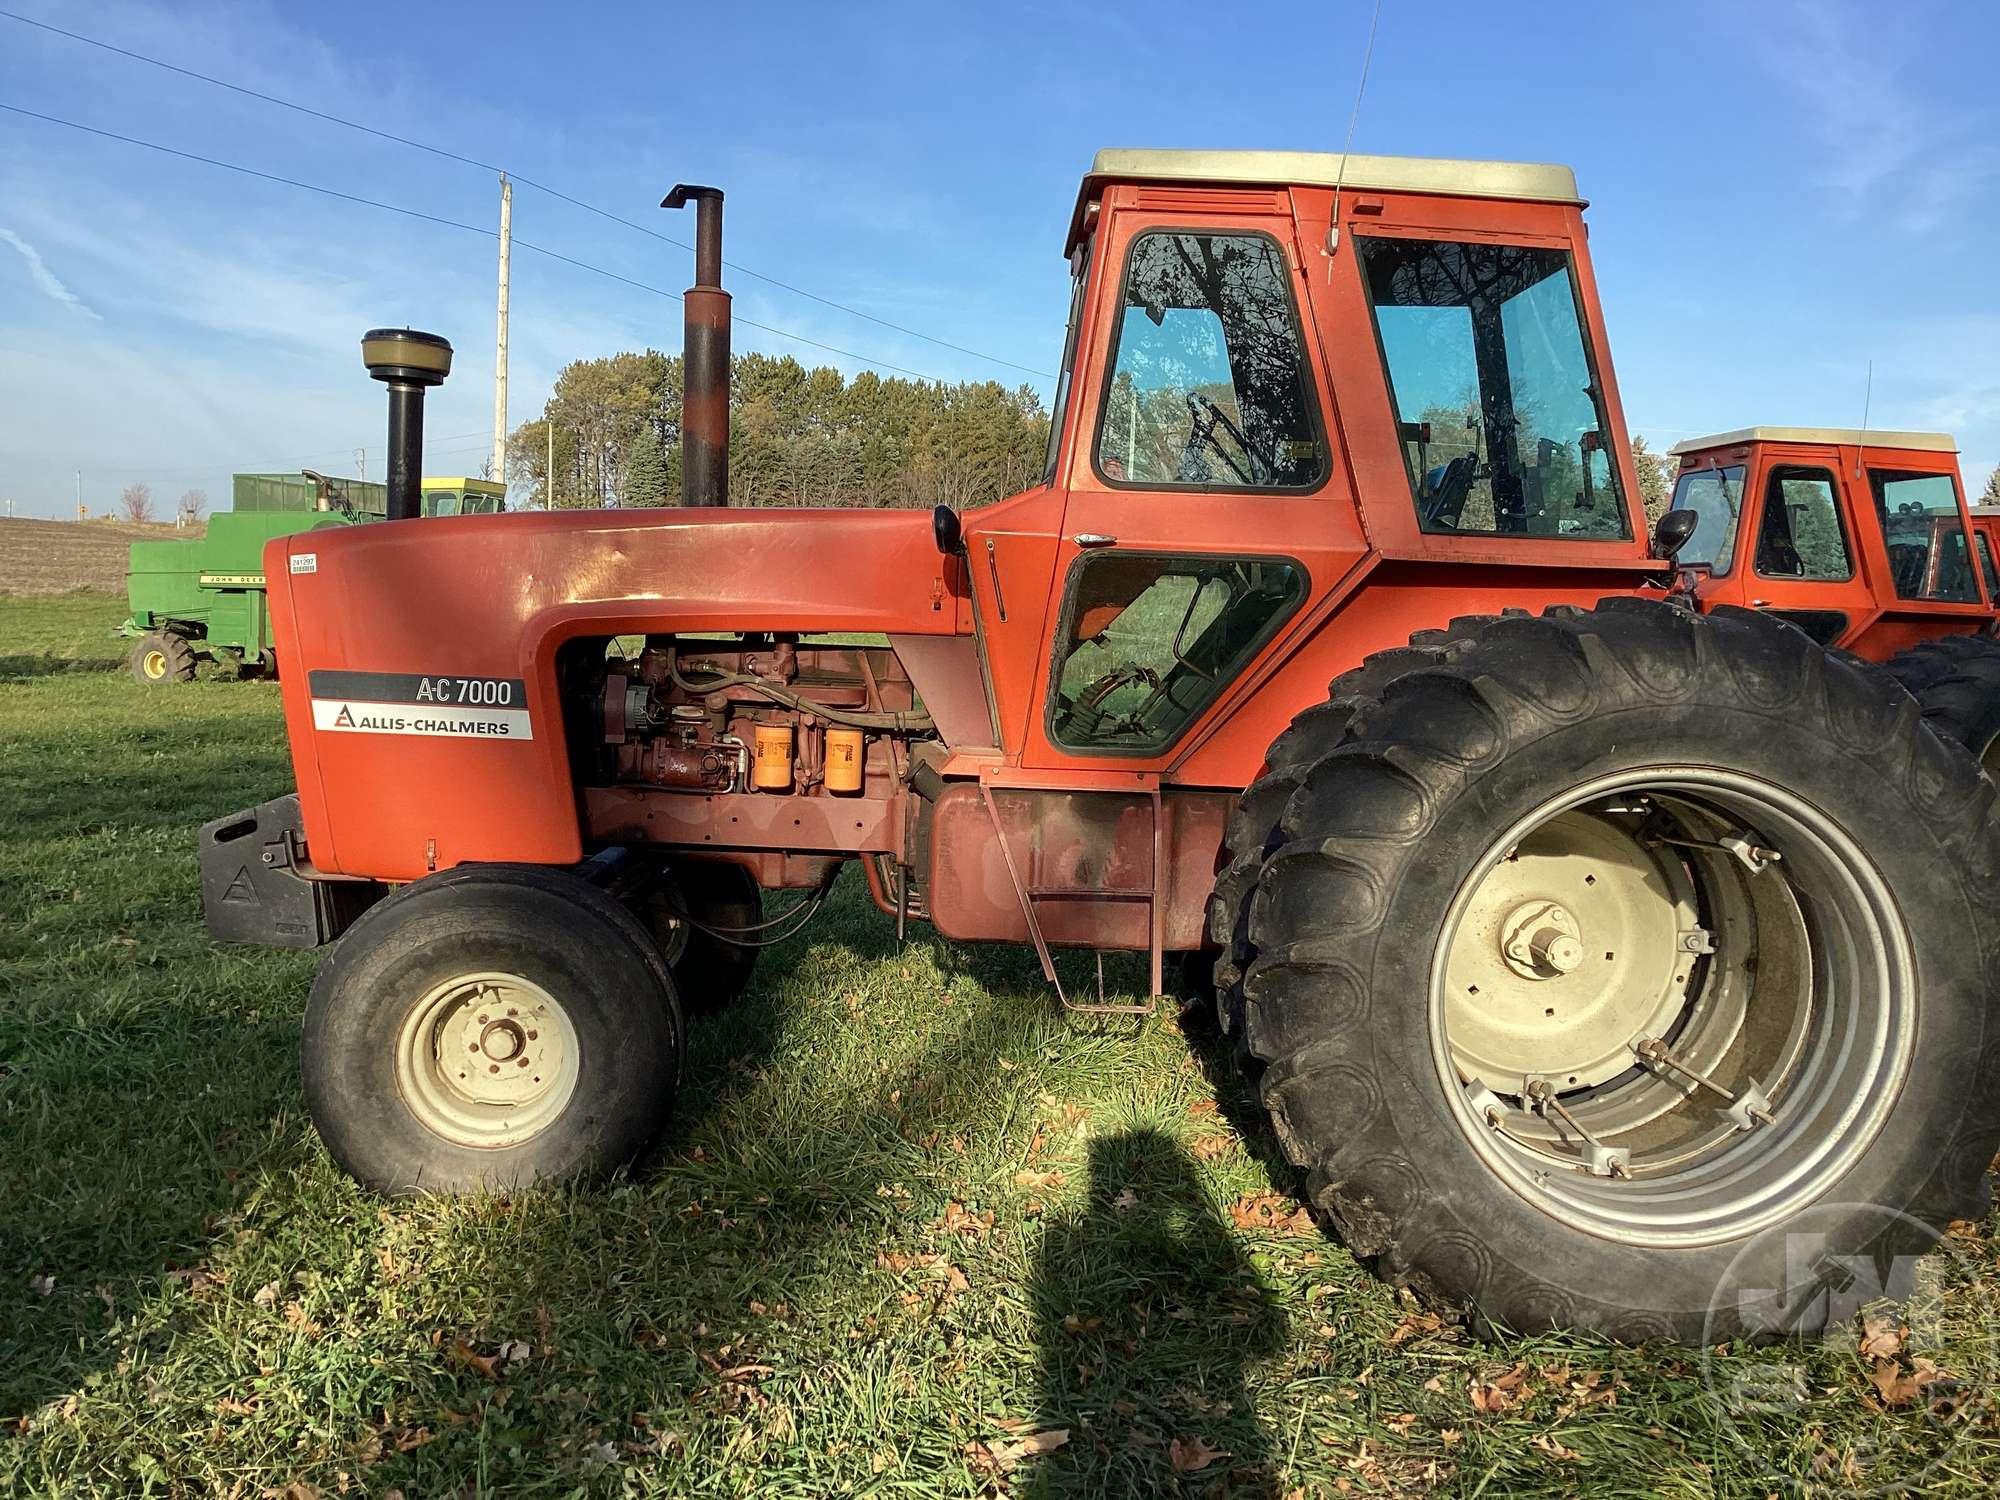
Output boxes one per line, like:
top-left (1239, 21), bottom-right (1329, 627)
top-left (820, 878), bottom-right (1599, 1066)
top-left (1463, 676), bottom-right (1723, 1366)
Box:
top-left (1669, 465), bottom-right (1746, 573)
top-left (1360, 237), bottom-right (1627, 538)
top-left (424, 491), bottom-right (461, 517)
top-left (1042, 246), bottom-right (1090, 483)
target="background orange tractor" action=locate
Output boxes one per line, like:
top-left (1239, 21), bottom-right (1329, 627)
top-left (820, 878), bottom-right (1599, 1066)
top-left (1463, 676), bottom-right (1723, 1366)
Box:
top-left (200, 150), bottom-right (2000, 1342)
top-left (1668, 427), bottom-right (2000, 766)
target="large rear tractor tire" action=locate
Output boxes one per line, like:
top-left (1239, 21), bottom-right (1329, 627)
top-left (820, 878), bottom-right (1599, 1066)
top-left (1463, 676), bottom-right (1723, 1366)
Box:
top-left (302, 868), bottom-right (683, 1194)
top-left (638, 861), bottom-right (762, 1014)
top-left (1227, 600), bottom-right (2000, 1340)
top-left (130, 630), bottom-right (197, 686)
top-left (1885, 634), bottom-right (2000, 772)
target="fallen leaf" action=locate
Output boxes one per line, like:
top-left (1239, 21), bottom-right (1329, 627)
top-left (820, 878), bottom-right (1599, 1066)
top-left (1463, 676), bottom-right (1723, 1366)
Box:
top-left (1858, 1315), bottom-right (1904, 1362)
top-left (942, 1263), bottom-right (971, 1295)
top-left (1388, 1312), bottom-right (1444, 1346)
top-left (282, 1302), bottom-right (323, 1337)
top-left (1169, 1436), bottom-right (1226, 1473)
top-left (498, 1340), bottom-right (531, 1365)
top-left (1228, 1194), bottom-right (1316, 1235)
top-left (990, 1428), bottom-right (1069, 1468)
top-left (1189, 1133), bottom-right (1233, 1161)
top-left (252, 1281), bottom-right (280, 1309)
top-left (1471, 1363), bottom-right (1532, 1415)
top-left (1532, 1433), bottom-right (1580, 1461)
top-left (1061, 1313), bottom-right (1104, 1337)
top-left (447, 1338), bottom-right (501, 1381)
top-left (1186, 1098), bottom-right (1219, 1117)
top-left (1869, 1356), bottom-right (1945, 1407)
top-left (28, 1274), bottom-right (55, 1297)
top-left (1112, 1187), bottom-right (1139, 1211)
top-left (1016, 1169), bottom-right (1066, 1190)
top-left (215, 1397), bottom-right (259, 1416)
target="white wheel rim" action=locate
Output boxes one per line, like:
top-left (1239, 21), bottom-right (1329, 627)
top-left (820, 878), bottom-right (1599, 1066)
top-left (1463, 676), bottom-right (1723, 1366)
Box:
top-left (143, 650), bottom-right (166, 678)
top-left (393, 971), bottom-right (580, 1148)
top-left (1429, 768), bottom-right (1916, 1248)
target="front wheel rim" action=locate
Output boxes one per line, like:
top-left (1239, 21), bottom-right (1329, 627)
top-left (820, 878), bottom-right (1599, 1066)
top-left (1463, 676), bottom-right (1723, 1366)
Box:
top-left (1428, 767), bottom-right (1915, 1249)
top-left (394, 971), bottom-right (580, 1148)
top-left (142, 649), bottom-right (166, 678)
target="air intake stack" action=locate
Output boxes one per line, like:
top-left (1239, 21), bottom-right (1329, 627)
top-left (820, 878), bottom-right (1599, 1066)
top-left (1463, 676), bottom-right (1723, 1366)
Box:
top-left (361, 328), bottom-right (453, 520)
top-left (661, 183), bottom-right (730, 507)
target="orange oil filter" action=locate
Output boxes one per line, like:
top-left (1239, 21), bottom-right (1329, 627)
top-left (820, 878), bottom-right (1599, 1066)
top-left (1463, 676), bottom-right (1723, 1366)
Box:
top-left (825, 728), bottom-right (864, 793)
top-left (752, 723), bottom-right (794, 789)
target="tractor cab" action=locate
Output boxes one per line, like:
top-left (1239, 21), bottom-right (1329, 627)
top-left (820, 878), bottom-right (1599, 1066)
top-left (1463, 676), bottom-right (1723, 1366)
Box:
top-left (420, 477), bottom-right (507, 516)
top-left (1667, 427), bottom-right (1991, 658)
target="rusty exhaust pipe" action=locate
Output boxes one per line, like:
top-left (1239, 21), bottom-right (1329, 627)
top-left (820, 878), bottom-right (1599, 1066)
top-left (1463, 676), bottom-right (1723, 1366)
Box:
top-left (661, 183), bottom-right (730, 507)
top-left (361, 328), bottom-right (453, 520)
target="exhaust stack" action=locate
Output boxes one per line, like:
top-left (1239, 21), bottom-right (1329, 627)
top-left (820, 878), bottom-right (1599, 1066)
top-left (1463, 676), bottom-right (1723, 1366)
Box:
top-left (661, 184), bottom-right (730, 507)
top-left (361, 328), bottom-right (453, 520)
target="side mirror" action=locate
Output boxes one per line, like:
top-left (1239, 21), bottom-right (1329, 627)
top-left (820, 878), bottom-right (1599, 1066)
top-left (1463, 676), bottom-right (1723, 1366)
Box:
top-left (1654, 508), bottom-right (1699, 561)
top-left (932, 504), bottom-right (963, 556)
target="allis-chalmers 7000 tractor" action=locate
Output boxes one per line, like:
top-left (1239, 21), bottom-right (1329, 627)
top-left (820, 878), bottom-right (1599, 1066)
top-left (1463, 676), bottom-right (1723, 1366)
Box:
top-left (202, 151), bottom-right (2000, 1342)
top-left (1668, 427), bottom-right (2000, 766)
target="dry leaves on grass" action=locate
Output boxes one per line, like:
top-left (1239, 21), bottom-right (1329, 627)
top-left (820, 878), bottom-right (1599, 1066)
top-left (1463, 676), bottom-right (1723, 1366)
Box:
top-left (1387, 1311), bottom-right (1445, 1346)
top-left (938, 1201), bottom-right (995, 1238)
top-left (965, 1427), bottom-right (1069, 1476)
top-left (1868, 1356), bottom-right (1946, 1408)
top-left (1015, 1169), bottom-right (1066, 1191)
top-left (1858, 1314), bottom-right (1905, 1362)
top-left (1189, 1133), bottom-right (1234, 1161)
top-left (1168, 1436), bottom-right (1226, 1473)
top-left (1227, 1194), bottom-right (1316, 1235)
top-left (1531, 1432), bottom-right (1581, 1462)
top-left (1470, 1363), bottom-right (1533, 1415)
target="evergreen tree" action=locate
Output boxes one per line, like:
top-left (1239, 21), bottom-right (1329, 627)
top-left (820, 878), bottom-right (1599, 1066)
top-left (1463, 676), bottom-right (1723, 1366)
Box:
top-left (1983, 464), bottom-right (2000, 506)
top-left (621, 429), bottom-right (671, 507)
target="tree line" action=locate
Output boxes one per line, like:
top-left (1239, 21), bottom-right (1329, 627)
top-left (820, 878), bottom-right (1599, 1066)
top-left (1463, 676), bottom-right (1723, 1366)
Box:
top-left (506, 351), bottom-right (1049, 511)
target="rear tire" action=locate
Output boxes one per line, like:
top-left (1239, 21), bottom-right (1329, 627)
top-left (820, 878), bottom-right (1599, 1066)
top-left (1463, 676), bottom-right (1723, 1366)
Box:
top-left (130, 630), bottom-right (196, 685)
top-left (1885, 635), bottom-right (2000, 771)
top-left (302, 869), bottom-right (682, 1194)
top-left (1233, 601), bottom-right (2000, 1339)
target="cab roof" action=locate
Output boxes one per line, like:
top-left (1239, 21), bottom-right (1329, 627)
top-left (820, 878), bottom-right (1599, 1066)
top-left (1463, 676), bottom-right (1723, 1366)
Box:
top-left (1068, 149), bottom-right (1583, 254)
top-left (422, 476), bottom-right (507, 492)
top-left (1669, 426), bottom-right (1957, 457)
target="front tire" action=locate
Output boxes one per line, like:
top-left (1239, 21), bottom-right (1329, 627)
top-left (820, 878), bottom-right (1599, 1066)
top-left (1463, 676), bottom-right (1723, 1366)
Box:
top-left (302, 869), bottom-right (682, 1194)
top-left (130, 629), bottom-right (196, 685)
top-left (1235, 601), bottom-right (2000, 1339)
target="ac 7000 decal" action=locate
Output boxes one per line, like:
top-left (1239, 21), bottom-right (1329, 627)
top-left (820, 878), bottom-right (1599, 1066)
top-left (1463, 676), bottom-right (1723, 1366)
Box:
top-left (306, 671), bottom-right (533, 740)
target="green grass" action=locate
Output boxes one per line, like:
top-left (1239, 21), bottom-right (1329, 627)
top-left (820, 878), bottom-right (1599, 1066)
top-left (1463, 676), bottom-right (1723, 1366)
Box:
top-left (4, 591), bottom-right (1998, 1495)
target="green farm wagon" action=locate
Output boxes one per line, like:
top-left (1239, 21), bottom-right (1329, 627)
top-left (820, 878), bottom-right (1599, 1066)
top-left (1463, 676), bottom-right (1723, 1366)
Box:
top-left (121, 471), bottom-right (504, 684)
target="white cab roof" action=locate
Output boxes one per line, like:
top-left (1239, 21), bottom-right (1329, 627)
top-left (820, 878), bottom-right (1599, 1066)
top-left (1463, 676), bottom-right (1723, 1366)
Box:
top-left (1669, 426), bottom-right (1957, 456)
top-left (1069, 149), bottom-right (1582, 251)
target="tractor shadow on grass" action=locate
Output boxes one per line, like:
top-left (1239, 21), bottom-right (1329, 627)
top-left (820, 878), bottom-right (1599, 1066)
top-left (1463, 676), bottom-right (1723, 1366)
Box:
top-left (1023, 1129), bottom-right (1286, 1496)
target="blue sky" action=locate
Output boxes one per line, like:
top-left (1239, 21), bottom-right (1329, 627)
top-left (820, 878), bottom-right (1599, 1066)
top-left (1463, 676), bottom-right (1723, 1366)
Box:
top-left (1, 0), bottom-right (1995, 519)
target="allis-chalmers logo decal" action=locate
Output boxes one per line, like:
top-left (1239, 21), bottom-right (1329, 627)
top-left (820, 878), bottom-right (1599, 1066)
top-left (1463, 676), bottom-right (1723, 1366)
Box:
top-left (305, 670), bottom-right (533, 741)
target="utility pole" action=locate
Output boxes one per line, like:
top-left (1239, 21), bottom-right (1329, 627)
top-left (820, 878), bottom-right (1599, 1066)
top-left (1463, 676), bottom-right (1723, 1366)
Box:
top-left (355, 447), bottom-right (367, 480)
top-left (491, 174), bottom-right (512, 486)
top-left (75, 469), bottom-right (82, 521)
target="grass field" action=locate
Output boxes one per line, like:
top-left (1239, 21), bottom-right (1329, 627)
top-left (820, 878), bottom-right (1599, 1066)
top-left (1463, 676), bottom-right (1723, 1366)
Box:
top-left (4, 590), bottom-right (1999, 1496)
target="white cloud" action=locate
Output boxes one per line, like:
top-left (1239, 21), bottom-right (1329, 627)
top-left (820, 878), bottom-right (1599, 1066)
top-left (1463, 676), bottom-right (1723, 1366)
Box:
top-left (0, 227), bottom-right (101, 319)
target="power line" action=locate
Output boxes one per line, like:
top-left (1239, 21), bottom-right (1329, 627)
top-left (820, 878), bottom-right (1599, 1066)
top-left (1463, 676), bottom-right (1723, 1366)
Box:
top-left (0, 7), bottom-right (1052, 379)
top-left (0, 101), bottom-right (941, 380)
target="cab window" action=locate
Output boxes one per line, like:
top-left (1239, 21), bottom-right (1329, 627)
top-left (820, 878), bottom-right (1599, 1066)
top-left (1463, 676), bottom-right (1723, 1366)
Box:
top-left (1872, 470), bottom-right (1975, 602)
top-left (1977, 533), bottom-right (1999, 603)
top-left (424, 490), bottom-right (461, 517)
top-left (1359, 237), bottom-right (1627, 539)
top-left (1668, 465), bottom-right (1745, 574)
top-left (1095, 231), bottom-right (1325, 490)
top-left (1049, 552), bottom-right (1306, 753)
top-left (1755, 467), bottom-right (1852, 581)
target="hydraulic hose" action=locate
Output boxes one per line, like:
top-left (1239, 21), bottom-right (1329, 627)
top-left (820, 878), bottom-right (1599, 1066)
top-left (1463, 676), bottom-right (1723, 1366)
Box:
top-left (667, 657), bottom-right (934, 733)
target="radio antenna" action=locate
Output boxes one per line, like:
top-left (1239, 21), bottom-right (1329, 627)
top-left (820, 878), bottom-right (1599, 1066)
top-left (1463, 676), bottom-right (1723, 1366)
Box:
top-left (1328, 0), bottom-right (1386, 258)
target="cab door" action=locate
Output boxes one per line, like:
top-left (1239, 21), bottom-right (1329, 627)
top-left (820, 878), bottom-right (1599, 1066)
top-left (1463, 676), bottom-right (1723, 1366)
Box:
top-left (1732, 447), bottom-right (1874, 646)
top-left (1019, 197), bottom-right (1369, 774)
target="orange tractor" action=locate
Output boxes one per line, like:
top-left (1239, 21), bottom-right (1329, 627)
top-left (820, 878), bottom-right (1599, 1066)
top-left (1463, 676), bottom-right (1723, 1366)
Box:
top-left (201, 151), bottom-right (2000, 1341)
top-left (1668, 427), bottom-right (2000, 766)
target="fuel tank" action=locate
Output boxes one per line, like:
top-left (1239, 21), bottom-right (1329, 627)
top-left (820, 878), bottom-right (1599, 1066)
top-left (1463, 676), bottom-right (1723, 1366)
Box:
top-left (263, 505), bottom-right (962, 880)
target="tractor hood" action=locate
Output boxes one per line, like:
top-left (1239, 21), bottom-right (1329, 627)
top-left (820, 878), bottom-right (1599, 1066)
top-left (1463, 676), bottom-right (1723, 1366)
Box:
top-left (261, 505), bottom-right (964, 878)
